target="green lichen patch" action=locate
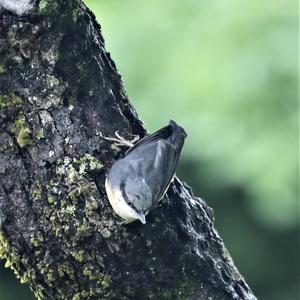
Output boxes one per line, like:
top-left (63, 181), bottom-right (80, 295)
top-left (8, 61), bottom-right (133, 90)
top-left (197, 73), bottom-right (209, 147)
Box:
top-left (56, 157), bottom-right (81, 185)
top-left (72, 293), bottom-right (80, 300)
top-left (75, 223), bottom-right (92, 239)
top-left (0, 65), bottom-right (6, 74)
top-left (11, 116), bottom-right (33, 148)
top-left (1, 147), bottom-right (109, 298)
top-left (17, 127), bottom-right (32, 147)
top-left (32, 181), bottom-right (43, 199)
top-left (72, 250), bottom-right (85, 262)
top-left (47, 195), bottom-right (57, 205)
top-left (0, 93), bottom-right (22, 109)
top-left (30, 232), bottom-right (44, 248)
top-left (46, 156), bottom-right (102, 244)
top-left (39, 0), bottom-right (48, 10)
top-left (36, 129), bottom-right (45, 140)
top-left (84, 193), bottom-right (101, 215)
top-left (68, 184), bottom-right (92, 202)
top-left (46, 269), bottom-right (56, 283)
top-left (81, 290), bottom-right (90, 298)
top-left (39, 0), bottom-right (58, 13)
top-left (55, 155), bottom-right (102, 207)
top-left (57, 262), bottom-right (75, 279)
top-left (59, 204), bottom-right (76, 217)
top-left (81, 264), bottom-right (112, 291)
top-left (83, 266), bottom-right (98, 281)
top-left (0, 233), bottom-right (30, 284)
top-left (100, 274), bottom-right (112, 289)
top-left (76, 153), bottom-right (103, 174)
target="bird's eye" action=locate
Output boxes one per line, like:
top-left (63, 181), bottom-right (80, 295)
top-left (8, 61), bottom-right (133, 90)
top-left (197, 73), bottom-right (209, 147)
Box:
top-left (128, 202), bottom-right (135, 209)
top-left (135, 195), bottom-right (140, 200)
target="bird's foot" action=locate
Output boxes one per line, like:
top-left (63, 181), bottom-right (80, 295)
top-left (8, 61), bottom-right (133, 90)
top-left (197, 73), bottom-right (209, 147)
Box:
top-left (103, 131), bottom-right (140, 148)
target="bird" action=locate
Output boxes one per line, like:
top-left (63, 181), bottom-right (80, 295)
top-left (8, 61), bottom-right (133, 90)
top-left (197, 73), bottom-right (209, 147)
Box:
top-left (104, 120), bottom-right (187, 224)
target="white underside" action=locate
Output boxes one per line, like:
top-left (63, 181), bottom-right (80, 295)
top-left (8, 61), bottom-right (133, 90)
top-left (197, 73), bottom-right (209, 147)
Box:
top-left (105, 179), bottom-right (141, 223)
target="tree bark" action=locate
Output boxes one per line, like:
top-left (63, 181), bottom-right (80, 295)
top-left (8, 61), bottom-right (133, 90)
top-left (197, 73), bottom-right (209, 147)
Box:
top-left (0, 1), bottom-right (256, 299)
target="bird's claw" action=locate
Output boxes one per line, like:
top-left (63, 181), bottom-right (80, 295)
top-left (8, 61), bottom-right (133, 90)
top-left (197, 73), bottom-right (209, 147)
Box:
top-left (103, 131), bottom-right (140, 148)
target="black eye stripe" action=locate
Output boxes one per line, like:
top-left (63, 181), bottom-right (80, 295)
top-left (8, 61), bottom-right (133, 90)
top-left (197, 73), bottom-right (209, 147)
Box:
top-left (120, 180), bottom-right (133, 207)
top-left (120, 180), bottom-right (126, 190)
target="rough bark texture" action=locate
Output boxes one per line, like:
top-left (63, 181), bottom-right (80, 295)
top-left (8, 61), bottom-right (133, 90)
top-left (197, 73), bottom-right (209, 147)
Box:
top-left (0, 1), bottom-right (256, 299)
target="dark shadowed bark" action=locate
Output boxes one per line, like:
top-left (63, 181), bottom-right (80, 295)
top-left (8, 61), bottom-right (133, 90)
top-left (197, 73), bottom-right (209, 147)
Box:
top-left (0, 1), bottom-right (256, 299)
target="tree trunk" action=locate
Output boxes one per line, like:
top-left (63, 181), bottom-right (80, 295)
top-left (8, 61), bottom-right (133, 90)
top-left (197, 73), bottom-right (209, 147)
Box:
top-left (0, 1), bottom-right (256, 299)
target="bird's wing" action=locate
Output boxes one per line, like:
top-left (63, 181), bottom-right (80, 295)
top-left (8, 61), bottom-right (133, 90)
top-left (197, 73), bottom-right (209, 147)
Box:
top-left (150, 140), bottom-right (179, 202)
top-left (125, 123), bottom-right (172, 156)
top-left (126, 139), bottom-right (179, 204)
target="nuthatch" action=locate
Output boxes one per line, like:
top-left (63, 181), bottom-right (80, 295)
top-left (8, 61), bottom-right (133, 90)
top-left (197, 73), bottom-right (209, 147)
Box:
top-left (105, 120), bottom-right (187, 224)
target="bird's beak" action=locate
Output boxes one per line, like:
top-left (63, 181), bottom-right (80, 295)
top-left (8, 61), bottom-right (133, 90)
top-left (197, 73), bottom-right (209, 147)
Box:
top-left (138, 213), bottom-right (146, 224)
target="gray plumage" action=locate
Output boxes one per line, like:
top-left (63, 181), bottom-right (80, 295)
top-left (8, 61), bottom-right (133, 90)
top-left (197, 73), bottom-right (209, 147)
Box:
top-left (105, 120), bottom-right (187, 224)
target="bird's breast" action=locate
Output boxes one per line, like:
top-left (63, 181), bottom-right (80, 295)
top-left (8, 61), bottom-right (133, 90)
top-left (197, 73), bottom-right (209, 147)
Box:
top-left (105, 178), bottom-right (140, 222)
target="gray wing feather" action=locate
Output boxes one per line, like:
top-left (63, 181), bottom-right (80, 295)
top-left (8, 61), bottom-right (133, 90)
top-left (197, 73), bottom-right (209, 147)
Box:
top-left (111, 120), bottom-right (186, 210)
top-left (125, 139), bottom-right (178, 204)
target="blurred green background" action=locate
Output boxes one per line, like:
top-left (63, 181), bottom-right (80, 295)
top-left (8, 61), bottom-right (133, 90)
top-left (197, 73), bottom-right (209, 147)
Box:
top-left (0, 0), bottom-right (298, 299)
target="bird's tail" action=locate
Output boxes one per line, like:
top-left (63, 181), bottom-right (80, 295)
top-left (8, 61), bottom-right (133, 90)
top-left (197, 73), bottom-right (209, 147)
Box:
top-left (125, 119), bottom-right (187, 155)
top-left (167, 120), bottom-right (187, 152)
